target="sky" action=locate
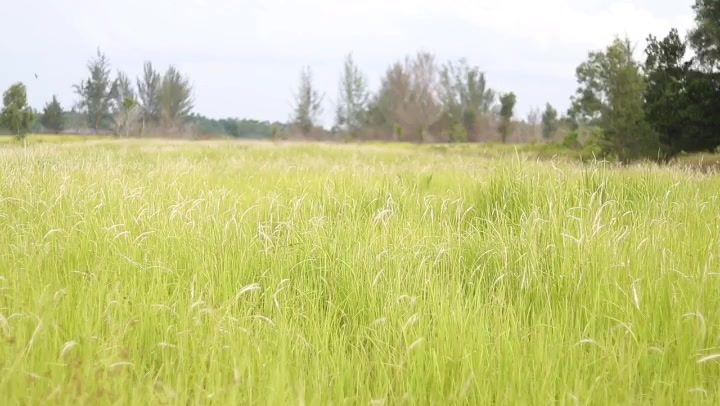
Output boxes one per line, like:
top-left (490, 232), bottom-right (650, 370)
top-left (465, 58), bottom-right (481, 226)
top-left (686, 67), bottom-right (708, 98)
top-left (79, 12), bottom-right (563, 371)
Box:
top-left (1, 0), bottom-right (695, 125)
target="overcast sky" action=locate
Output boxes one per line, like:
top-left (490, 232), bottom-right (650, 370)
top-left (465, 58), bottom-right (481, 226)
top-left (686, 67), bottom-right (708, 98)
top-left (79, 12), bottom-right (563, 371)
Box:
top-left (1, 0), bottom-right (694, 125)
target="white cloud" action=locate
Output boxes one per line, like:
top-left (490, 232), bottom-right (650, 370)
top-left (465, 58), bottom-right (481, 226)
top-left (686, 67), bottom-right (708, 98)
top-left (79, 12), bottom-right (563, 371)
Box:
top-left (453, 0), bottom-right (691, 47)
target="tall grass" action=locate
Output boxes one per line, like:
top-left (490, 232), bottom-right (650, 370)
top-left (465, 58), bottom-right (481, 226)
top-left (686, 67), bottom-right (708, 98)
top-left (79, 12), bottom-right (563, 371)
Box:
top-left (1, 139), bottom-right (720, 404)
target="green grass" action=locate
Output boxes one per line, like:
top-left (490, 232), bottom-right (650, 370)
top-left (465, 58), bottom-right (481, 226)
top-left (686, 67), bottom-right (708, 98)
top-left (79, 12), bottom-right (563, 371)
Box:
top-left (2, 139), bottom-right (720, 404)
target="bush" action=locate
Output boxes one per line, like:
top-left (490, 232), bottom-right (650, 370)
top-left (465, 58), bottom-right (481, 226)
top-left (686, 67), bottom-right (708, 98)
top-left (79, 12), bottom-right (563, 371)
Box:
top-left (562, 131), bottom-right (581, 149)
top-left (449, 123), bottom-right (468, 143)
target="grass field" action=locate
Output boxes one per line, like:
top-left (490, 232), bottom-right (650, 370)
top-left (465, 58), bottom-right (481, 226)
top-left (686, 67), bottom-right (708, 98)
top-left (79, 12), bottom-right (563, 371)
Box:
top-left (2, 138), bottom-right (720, 404)
top-left (0, 134), bottom-right (110, 145)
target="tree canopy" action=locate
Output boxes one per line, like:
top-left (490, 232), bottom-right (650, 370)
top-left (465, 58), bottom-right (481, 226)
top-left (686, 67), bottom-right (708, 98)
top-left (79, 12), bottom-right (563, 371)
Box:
top-left (74, 50), bottom-right (117, 131)
top-left (571, 38), bottom-right (659, 161)
top-left (1, 83), bottom-right (34, 139)
top-left (292, 67), bottom-right (324, 136)
top-left (41, 95), bottom-right (64, 134)
top-left (498, 92), bottom-right (517, 143)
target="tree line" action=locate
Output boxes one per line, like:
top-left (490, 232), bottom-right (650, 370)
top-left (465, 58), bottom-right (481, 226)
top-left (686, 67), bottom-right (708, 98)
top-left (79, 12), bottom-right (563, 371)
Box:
top-left (285, 0), bottom-right (720, 161)
top-left (288, 53), bottom-right (543, 143)
top-left (0, 51), bottom-right (280, 139)
top-left (2, 51), bottom-right (195, 137)
top-left (2, 0), bottom-right (719, 162)
top-left (0, 50), bottom-right (556, 144)
top-left (567, 0), bottom-right (720, 161)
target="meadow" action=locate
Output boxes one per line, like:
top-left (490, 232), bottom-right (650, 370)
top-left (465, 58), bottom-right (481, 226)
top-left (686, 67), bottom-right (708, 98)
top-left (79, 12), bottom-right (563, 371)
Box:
top-left (1, 137), bottom-right (720, 404)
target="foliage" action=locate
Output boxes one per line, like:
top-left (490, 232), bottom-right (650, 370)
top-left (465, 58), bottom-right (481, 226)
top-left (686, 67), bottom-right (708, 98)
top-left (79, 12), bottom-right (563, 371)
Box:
top-left (335, 54), bottom-right (369, 137)
top-left (40, 95), bottom-right (64, 133)
top-left (74, 49), bottom-right (117, 131)
top-left (570, 38), bottom-right (659, 162)
top-left (189, 114), bottom-right (283, 138)
top-left (373, 53), bottom-right (443, 142)
top-left (159, 66), bottom-right (193, 132)
top-left (690, 0), bottom-right (720, 68)
top-left (498, 92), bottom-right (516, 143)
top-left (403, 53), bottom-right (443, 141)
top-left (579, 127), bottom-right (606, 159)
top-left (646, 30), bottom-right (720, 159)
top-left (541, 103), bottom-right (558, 140)
top-left (112, 72), bottom-right (140, 137)
top-left (371, 62), bottom-right (411, 137)
top-left (292, 66), bottom-right (324, 136)
top-left (439, 59), bottom-right (494, 141)
top-left (137, 62), bottom-right (162, 132)
top-left (562, 130), bottom-right (580, 149)
top-left (448, 122), bottom-right (468, 143)
top-left (0, 83), bottom-right (34, 139)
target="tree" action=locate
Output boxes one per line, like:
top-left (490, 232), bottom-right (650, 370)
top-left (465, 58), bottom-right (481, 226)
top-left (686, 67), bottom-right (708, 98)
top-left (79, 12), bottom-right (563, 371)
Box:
top-left (137, 62), bottom-right (162, 134)
top-left (645, 29), bottom-right (720, 158)
top-left (498, 92), bottom-right (517, 143)
top-left (221, 119), bottom-right (240, 137)
top-left (41, 95), bottom-right (64, 133)
top-left (372, 62), bottom-right (411, 139)
top-left (526, 106), bottom-right (541, 140)
top-left (541, 103), bottom-right (558, 140)
top-left (292, 66), bottom-right (324, 136)
top-left (439, 59), bottom-right (494, 141)
top-left (1, 83), bottom-right (34, 139)
top-left (570, 38), bottom-right (659, 161)
top-left (159, 66), bottom-right (193, 133)
top-left (74, 49), bottom-right (117, 131)
top-left (112, 72), bottom-right (140, 137)
top-left (335, 54), bottom-right (369, 137)
top-left (402, 52), bottom-right (443, 141)
top-left (690, 0), bottom-right (720, 69)
top-left (373, 53), bottom-right (442, 142)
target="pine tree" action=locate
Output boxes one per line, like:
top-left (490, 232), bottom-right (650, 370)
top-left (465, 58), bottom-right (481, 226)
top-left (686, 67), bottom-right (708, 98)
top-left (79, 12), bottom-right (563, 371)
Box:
top-left (336, 54), bottom-right (369, 137)
top-left (74, 49), bottom-right (117, 131)
top-left (541, 103), bottom-right (558, 140)
top-left (292, 66), bottom-right (324, 136)
top-left (41, 95), bottom-right (64, 133)
top-left (159, 66), bottom-right (193, 133)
